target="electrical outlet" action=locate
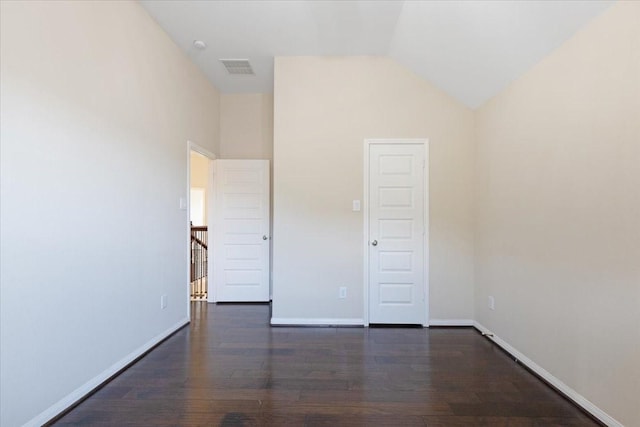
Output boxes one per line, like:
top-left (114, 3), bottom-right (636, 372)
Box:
top-left (488, 296), bottom-right (495, 311)
top-left (339, 287), bottom-right (347, 299)
top-left (161, 294), bottom-right (168, 309)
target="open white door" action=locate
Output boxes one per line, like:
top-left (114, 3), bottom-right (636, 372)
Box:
top-left (213, 160), bottom-right (270, 302)
top-left (368, 141), bottom-right (427, 325)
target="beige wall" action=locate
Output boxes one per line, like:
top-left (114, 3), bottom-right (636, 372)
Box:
top-left (220, 93), bottom-right (273, 160)
top-left (272, 56), bottom-right (476, 322)
top-left (474, 2), bottom-right (640, 425)
top-left (190, 152), bottom-right (210, 188)
top-left (0, 1), bottom-right (220, 426)
top-left (190, 151), bottom-right (210, 225)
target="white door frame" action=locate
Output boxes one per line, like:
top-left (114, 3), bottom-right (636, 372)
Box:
top-left (363, 138), bottom-right (430, 326)
top-left (187, 140), bottom-right (216, 316)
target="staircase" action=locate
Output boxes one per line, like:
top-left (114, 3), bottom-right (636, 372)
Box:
top-left (190, 225), bottom-right (208, 300)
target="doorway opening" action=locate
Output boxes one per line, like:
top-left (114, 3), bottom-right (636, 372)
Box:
top-left (188, 142), bottom-right (215, 304)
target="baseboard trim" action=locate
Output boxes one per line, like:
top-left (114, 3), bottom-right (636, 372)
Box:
top-left (270, 317), bottom-right (364, 326)
top-left (473, 321), bottom-right (621, 427)
top-left (429, 318), bottom-right (474, 327)
top-left (270, 318), bottom-right (475, 327)
top-left (31, 317), bottom-right (190, 427)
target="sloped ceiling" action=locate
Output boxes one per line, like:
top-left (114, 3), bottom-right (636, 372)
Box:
top-left (140, 0), bottom-right (612, 109)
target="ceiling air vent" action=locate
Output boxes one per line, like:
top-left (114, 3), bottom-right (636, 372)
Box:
top-left (220, 59), bottom-right (254, 75)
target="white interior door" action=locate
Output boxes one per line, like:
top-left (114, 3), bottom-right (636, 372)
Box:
top-left (368, 142), bottom-right (427, 324)
top-left (213, 160), bottom-right (270, 302)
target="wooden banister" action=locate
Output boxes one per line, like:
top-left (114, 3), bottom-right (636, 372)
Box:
top-left (191, 234), bottom-right (208, 250)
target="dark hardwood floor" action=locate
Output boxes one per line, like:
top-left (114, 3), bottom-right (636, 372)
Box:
top-left (53, 303), bottom-right (598, 426)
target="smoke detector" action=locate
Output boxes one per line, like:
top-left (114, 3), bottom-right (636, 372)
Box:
top-left (220, 59), bottom-right (255, 75)
top-left (193, 40), bottom-right (207, 50)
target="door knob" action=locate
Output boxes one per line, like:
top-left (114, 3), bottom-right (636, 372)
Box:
top-left (371, 240), bottom-right (378, 246)
top-left (263, 235), bottom-right (268, 240)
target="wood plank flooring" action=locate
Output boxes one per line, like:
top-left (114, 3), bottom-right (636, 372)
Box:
top-left (52, 303), bottom-right (598, 426)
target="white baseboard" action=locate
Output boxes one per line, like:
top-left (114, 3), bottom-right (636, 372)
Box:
top-left (270, 318), bottom-right (474, 327)
top-left (429, 318), bottom-right (474, 327)
top-left (24, 317), bottom-right (190, 427)
top-left (270, 317), bottom-right (364, 326)
top-left (473, 321), bottom-right (622, 427)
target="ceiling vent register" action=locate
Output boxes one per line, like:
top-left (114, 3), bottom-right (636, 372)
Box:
top-left (220, 59), bottom-right (255, 75)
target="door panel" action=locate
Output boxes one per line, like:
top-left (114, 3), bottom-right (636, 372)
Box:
top-left (213, 160), bottom-right (270, 302)
top-left (369, 143), bottom-right (425, 324)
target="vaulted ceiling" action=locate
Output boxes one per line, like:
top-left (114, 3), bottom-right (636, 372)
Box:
top-left (140, 0), bottom-right (612, 109)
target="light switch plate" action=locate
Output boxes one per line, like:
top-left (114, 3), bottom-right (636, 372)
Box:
top-left (352, 200), bottom-right (361, 211)
top-left (179, 197), bottom-right (187, 210)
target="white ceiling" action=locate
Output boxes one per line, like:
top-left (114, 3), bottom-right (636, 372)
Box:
top-left (140, 0), bottom-right (612, 109)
